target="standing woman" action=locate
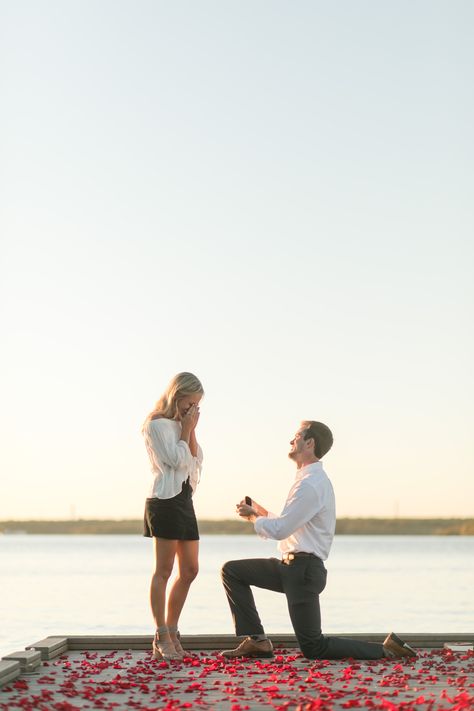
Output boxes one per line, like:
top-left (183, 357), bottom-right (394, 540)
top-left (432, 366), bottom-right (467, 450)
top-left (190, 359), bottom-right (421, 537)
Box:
top-left (142, 372), bottom-right (204, 660)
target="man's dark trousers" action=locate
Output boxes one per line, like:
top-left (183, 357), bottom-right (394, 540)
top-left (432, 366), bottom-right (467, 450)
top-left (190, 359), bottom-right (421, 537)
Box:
top-left (221, 556), bottom-right (384, 660)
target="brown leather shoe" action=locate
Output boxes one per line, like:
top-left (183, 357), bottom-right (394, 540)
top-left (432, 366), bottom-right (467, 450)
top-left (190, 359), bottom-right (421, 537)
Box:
top-left (383, 632), bottom-right (417, 659)
top-left (220, 636), bottom-right (274, 659)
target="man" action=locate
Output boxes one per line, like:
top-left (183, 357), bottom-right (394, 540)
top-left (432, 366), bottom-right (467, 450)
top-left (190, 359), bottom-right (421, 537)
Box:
top-left (220, 420), bottom-right (416, 660)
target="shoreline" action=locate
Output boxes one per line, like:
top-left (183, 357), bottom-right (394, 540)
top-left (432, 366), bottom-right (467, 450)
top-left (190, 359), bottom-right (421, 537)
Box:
top-left (1, 517), bottom-right (473, 535)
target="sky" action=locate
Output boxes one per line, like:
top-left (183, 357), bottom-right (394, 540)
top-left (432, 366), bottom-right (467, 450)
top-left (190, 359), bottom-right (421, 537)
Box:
top-left (1, 1), bottom-right (473, 521)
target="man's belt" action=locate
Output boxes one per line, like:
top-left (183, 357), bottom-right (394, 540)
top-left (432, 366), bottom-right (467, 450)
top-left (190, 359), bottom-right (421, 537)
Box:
top-left (282, 552), bottom-right (316, 565)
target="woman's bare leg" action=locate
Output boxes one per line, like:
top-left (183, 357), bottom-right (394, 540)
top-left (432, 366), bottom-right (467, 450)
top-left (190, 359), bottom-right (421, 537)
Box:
top-left (150, 537), bottom-right (177, 629)
top-left (166, 540), bottom-right (199, 628)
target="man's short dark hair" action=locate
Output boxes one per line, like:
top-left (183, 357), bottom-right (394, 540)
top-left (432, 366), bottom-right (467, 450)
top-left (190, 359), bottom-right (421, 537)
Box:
top-left (301, 421), bottom-right (333, 458)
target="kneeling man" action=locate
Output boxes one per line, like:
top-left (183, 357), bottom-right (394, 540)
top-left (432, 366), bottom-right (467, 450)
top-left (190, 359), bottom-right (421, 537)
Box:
top-left (221, 421), bottom-right (416, 660)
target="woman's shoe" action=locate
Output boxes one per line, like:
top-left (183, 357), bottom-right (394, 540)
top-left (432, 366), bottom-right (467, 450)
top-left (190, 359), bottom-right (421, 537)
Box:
top-left (152, 628), bottom-right (182, 660)
top-left (168, 626), bottom-right (186, 657)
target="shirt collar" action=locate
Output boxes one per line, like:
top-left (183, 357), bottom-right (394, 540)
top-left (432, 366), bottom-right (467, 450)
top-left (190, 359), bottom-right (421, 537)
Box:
top-left (295, 461), bottom-right (323, 480)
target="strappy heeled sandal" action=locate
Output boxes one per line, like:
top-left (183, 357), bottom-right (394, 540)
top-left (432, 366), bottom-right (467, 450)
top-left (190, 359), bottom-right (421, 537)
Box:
top-left (152, 626), bottom-right (181, 660)
top-left (168, 625), bottom-right (186, 657)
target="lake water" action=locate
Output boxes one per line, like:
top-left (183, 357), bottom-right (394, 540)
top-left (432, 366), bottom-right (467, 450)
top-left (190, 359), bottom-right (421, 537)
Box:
top-left (1, 535), bottom-right (473, 658)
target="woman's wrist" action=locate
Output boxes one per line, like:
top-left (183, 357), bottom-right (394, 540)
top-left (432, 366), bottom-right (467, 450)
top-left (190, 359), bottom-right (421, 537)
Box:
top-left (189, 430), bottom-right (198, 457)
top-left (180, 424), bottom-right (191, 442)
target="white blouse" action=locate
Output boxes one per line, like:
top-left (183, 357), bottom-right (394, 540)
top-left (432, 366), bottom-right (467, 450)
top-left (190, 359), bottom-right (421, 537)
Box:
top-left (143, 418), bottom-right (203, 499)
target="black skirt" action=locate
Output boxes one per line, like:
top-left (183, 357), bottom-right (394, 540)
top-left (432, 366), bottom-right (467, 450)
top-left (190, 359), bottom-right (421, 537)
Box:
top-left (143, 478), bottom-right (199, 540)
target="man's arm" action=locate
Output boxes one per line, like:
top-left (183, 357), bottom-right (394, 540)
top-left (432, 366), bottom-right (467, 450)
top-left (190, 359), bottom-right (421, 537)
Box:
top-left (247, 481), bottom-right (321, 540)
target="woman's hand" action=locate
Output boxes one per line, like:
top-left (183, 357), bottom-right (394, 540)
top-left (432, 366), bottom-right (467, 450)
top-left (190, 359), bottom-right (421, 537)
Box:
top-left (181, 403), bottom-right (200, 432)
top-left (180, 405), bottom-right (199, 449)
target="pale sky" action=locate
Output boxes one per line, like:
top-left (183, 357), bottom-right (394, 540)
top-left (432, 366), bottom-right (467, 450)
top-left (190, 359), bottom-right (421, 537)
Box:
top-left (1, 1), bottom-right (473, 521)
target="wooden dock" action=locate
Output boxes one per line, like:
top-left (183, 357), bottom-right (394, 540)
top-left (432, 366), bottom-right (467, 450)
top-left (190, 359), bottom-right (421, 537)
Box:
top-left (1, 634), bottom-right (473, 709)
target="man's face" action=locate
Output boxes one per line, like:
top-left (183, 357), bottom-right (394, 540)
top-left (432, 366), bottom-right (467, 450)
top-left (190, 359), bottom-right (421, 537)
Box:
top-left (288, 425), bottom-right (309, 461)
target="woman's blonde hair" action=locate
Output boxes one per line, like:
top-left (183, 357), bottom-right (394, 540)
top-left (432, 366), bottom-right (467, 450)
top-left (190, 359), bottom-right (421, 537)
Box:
top-left (143, 372), bottom-right (204, 428)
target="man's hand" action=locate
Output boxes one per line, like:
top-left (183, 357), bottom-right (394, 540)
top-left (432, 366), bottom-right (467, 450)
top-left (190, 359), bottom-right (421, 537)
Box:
top-left (236, 502), bottom-right (257, 522)
top-left (240, 498), bottom-right (268, 517)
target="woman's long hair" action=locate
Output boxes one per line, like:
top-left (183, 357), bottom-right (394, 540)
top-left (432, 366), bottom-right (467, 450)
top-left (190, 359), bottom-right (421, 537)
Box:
top-left (143, 372), bottom-right (204, 429)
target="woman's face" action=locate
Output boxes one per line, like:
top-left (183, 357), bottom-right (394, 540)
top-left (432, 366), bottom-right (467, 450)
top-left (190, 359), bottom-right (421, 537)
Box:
top-left (176, 393), bottom-right (202, 418)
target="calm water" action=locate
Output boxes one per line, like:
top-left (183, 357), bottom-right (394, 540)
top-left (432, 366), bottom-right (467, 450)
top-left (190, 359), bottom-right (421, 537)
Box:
top-left (1, 535), bottom-right (473, 657)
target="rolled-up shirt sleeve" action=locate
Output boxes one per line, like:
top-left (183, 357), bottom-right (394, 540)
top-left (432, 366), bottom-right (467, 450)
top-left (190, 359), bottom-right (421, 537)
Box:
top-left (254, 481), bottom-right (321, 540)
top-left (147, 420), bottom-right (194, 470)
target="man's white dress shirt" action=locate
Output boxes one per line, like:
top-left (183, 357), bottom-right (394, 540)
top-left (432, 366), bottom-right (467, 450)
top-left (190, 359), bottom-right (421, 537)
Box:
top-left (254, 461), bottom-right (336, 561)
top-left (143, 418), bottom-right (203, 499)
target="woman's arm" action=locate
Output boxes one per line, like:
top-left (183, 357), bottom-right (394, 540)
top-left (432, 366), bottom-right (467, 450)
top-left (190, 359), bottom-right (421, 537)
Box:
top-left (181, 403), bottom-right (200, 456)
top-left (189, 429), bottom-right (199, 457)
top-left (147, 420), bottom-right (194, 470)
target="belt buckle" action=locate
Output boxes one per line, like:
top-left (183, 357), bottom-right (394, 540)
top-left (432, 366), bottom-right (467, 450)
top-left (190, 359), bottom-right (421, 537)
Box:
top-left (283, 552), bottom-right (295, 565)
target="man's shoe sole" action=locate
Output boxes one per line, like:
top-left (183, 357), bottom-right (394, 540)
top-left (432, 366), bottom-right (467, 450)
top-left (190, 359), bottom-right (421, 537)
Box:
top-left (383, 633), bottom-right (417, 658)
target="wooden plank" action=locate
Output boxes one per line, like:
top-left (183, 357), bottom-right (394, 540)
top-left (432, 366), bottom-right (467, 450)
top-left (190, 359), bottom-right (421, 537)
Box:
top-left (1, 647), bottom-right (473, 710)
top-left (63, 633), bottom-right (310, 651)
top-left (2, 650), bottom-right (41, 672)
top-left (0, 659), bottom-right (20, 688)
top-left (66, 635), bottom-right (151, 650)
top-left (26, 636), bottom-right (68, 660)
top-left (63, 632), bottom-right (474, 650)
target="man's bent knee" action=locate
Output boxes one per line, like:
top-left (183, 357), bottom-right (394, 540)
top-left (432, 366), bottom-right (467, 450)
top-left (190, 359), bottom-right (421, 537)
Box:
top-left (299, 637), bottom-right (327, 660)
top-left (221, 560), bottom-right (238, 581)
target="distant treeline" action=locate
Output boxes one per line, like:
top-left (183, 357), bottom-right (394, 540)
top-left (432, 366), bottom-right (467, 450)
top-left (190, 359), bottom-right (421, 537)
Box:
top-left (335, 518), bottom-right (474, 536)
top-left (0, 518), bottom-right (473, 535)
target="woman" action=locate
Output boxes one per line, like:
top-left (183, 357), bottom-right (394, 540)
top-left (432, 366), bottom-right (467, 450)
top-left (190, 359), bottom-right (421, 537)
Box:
top-left (142, 372), bottom-right (204, 660)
